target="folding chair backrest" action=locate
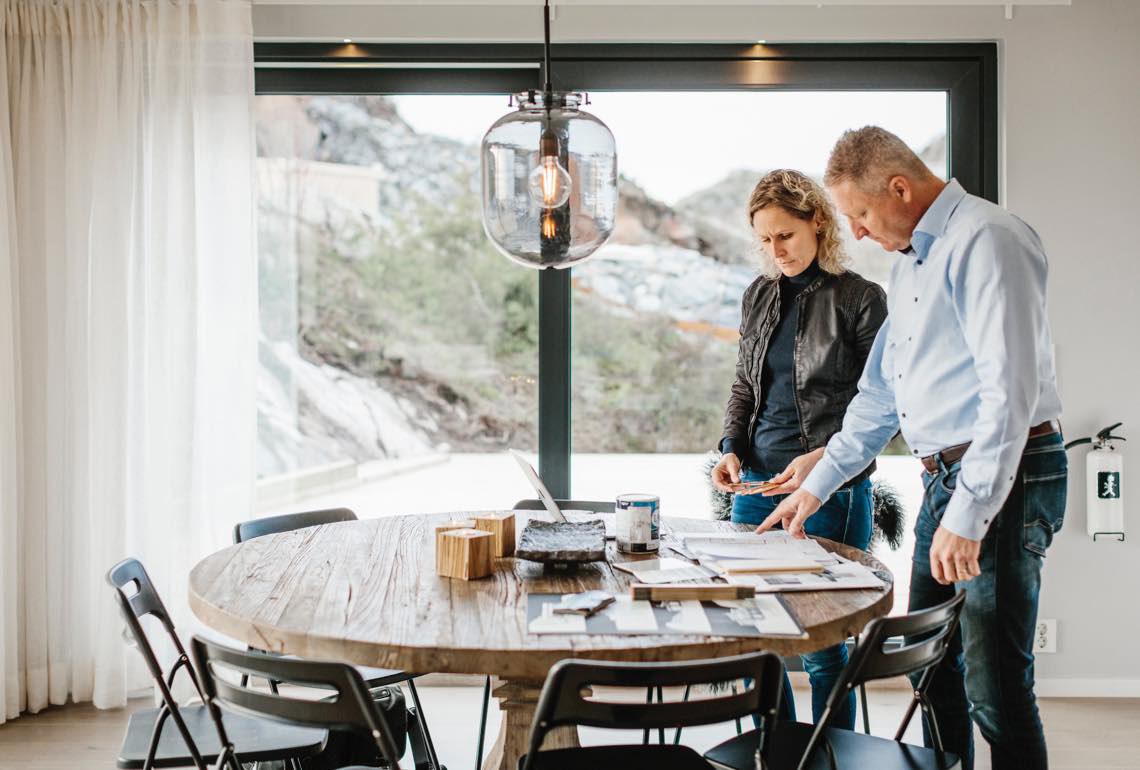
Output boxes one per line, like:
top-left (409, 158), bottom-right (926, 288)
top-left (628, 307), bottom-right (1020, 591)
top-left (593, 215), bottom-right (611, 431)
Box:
top-left (233, 507), bottom-right (358, 544)
top-left (512, 499), bottom-right (616, 513)
top-left (522, 653), bottom-right (783, 770)
top-left (106, 558), bottom-right (199, 692)
top-left (843, 591), bottom-right (967, 688)
top-left (190, 635), bottom-right (403, 769)
top-left (795, 591), bottom-right (967, 770)
top-left (106, 558), bottom-right (207, 769)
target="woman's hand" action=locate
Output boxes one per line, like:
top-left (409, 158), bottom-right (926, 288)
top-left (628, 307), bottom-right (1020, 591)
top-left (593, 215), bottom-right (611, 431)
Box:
top-left (711, 452), bottom-right (743, 493)
top-left (761, 447), bottom-right (826, 496)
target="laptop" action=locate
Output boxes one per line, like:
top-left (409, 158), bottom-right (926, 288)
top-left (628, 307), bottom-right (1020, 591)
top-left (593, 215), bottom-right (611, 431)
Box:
top-left (508, 449), bottom-right (617, 537)
top-left (509, 449), bottom-right (567, 523)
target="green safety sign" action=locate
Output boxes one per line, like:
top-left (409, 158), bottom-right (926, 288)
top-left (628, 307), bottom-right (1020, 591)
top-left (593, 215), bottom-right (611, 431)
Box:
top-left (1098, 471), bottom-right (1121, 500)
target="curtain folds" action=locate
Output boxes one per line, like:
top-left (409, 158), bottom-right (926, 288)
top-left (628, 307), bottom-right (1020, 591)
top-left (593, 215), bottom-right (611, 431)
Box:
top-left (0, 0), bottom-right (256, 719)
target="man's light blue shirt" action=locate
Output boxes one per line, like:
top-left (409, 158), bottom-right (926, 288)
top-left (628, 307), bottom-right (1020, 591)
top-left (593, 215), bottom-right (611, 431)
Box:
top-left (801, 179), bottom-right (1063, 540)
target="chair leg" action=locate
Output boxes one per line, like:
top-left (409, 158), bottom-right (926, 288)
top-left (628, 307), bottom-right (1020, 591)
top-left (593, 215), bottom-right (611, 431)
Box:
top-left (407, 679), bottom-right (444, 770)
top-left (918, 692), bottom-right (947, 754)
top-left (731, 681), bottom-right (742, 735)
top-left (408, 706), bottom-right (433, 770)
top-left (672, 684), bottom-right (691, 745)
top-left (858, 682), bottom-right (871, 734)
top-left (642, 687), bottom-right (653, 744)
top-left (656, 686), bottom-right (665, 745)
top-left (475, 676), bottom-right (491, 770)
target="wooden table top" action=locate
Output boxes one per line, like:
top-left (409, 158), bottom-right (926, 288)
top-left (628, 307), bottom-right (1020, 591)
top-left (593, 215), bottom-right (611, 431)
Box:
top-left (189, 512), bottom-right (894, 681)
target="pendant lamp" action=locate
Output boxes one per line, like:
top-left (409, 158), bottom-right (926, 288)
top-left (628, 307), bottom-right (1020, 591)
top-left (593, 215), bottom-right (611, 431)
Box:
top-left (480, 1), bottom-right (618, 269)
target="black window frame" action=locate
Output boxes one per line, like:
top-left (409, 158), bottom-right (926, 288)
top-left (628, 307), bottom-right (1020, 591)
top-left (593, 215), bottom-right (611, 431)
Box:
top-left (254, 42), bottom-right (998, 498)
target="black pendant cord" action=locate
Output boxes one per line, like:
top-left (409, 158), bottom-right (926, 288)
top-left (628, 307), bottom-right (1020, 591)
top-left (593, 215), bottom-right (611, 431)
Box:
top-left (542, 0), bottom-right (553, 98)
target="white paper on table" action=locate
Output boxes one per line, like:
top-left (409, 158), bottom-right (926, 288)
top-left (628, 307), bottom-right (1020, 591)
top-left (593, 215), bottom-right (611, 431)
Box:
top-left (683, 532), bottom-right (835, 563)
top-left (665, 600), bottom-right (713, 634)
top-left (529, 603), bottom-right (588, 634)
top-left (603, 595), bottom-right (660, 633)
top-left (725, 559), bottom-right (885, 593)
top-left (713, 596), bottom-right (805, 637)
top-left (612, 557), bottom-right (713, 584)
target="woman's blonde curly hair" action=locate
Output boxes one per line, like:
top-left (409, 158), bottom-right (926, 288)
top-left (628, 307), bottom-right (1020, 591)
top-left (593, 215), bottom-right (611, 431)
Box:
top-left (746, 169), bottom-right (849, 279)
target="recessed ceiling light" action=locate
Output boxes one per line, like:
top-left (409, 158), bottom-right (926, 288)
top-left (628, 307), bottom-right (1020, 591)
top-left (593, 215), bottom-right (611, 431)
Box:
top-left (343, 38), bottom-right (353, 44)
top-left (756, 39), bottom-right (768, 44)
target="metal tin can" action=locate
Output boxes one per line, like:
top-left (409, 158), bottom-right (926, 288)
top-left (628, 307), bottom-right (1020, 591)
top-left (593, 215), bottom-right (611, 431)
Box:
top-left (615, 494), bottom-right (660, 553)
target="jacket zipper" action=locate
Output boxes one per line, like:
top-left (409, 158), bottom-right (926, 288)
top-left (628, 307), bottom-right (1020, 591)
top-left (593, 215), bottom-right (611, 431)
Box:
top-left (745, 292), bottom-right (780, 449)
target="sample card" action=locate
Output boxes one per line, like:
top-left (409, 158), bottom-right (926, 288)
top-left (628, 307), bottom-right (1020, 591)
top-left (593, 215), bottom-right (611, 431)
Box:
top-left (528, 603), bottom-right (588, 633)
top-left (725, 557), bottom-right (887, 593)
top-left (526, 593), bottom-right (805, 638)
top-left (611, 557), bottom-right (714, 584)
top-left (605, 594), bottom-right (659, 632)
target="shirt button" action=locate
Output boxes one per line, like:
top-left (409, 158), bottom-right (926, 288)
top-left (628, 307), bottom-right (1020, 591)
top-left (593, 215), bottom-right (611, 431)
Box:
top-left (912, 449), bottom-right (919, 455)
top-left (898, 374), bottom-right (903, 379)
top-left (917, 260), bottom-right (924, 266)
top-left (907, 336), bottom-right (913, 342)
top-left (901, 412), bottom-right (907, 418)
top-left (983, 519), bottom-right (989, 524)
top-left (914, 297), bottom-right (919, 302)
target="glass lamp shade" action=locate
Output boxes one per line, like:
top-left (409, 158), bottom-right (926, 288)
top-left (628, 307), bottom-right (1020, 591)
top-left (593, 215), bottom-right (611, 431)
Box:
top-left (481, 91), bottom-right (618, 269)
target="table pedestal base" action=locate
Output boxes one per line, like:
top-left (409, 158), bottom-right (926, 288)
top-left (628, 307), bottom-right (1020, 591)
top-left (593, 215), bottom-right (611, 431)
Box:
top-left (482, 678), bottom-right (579, 770)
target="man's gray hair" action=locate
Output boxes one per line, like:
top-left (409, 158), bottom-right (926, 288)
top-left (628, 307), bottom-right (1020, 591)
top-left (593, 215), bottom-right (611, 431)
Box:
top-left (824, 126), bottom-right (935, 193)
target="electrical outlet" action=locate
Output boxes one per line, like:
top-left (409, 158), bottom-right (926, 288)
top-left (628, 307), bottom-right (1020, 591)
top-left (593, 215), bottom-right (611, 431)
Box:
top-left (1035, 619), bottom-right (1057, 653)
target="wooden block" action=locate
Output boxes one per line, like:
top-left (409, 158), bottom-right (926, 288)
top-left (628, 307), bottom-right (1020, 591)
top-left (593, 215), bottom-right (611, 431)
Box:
top-left (435, 520), bottom-right (476, 566)
top-left (629, 583), bottom-right (755, 601)
top-left (437, 528), bottom-right (493, 580)
top-left (474, 512), bottom-right (516, 557)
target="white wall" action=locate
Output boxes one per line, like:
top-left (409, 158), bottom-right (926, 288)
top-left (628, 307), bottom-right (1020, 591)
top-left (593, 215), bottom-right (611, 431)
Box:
top-left (253, 0), bottom-right (1140, 691)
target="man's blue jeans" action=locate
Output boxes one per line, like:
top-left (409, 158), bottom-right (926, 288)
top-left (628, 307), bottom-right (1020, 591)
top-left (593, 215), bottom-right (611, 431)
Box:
top-left (732, 468), bottom-right (873, 728)
top-left (909, 431), bottom-right (1066, 770)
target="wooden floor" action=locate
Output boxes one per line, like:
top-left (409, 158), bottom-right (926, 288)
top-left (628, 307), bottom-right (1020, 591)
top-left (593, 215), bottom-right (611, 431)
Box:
top-left (1, 682), bottom-right (1137, 770)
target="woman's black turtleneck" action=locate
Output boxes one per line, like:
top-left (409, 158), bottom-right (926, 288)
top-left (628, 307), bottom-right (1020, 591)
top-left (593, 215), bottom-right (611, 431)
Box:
top-left (749, 259), bottom-right (822, 474)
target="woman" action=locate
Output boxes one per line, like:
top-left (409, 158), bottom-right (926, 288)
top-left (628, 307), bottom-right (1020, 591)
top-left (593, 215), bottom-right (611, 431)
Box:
top-left (711, 169), bottom-right (887, 729)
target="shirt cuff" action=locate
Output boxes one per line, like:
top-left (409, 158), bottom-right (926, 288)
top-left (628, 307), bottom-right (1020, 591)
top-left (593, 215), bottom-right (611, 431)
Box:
top-left (940, 490), bottom-right (996, 541)
top-left (801, 455), bottom-right (849, 503)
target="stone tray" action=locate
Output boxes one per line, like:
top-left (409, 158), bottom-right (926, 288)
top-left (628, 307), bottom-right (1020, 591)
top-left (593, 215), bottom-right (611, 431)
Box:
top-left (516, 520), bottom-right (607, 565)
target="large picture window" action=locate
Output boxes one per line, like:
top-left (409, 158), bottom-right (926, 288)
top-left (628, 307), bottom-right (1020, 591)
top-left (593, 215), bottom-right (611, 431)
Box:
top-left (254, 43), bottom-right (996, 612)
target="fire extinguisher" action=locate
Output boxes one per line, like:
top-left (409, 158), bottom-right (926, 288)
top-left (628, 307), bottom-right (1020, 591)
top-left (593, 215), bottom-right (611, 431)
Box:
top-left (1065, 422), bottom-right (1126, 541)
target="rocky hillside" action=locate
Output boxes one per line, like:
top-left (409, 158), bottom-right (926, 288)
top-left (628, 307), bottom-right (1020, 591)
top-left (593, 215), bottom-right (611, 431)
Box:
top-left (255, 95), bottom-right (943, 476)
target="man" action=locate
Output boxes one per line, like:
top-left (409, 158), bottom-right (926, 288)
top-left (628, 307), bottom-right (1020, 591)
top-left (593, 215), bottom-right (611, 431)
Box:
top-left (757, 126), bottom-right (1065, 770)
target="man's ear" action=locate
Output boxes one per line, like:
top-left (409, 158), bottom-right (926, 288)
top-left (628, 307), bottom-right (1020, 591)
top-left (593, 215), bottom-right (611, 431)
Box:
top-left (888, 175), bottom-right (912, 202)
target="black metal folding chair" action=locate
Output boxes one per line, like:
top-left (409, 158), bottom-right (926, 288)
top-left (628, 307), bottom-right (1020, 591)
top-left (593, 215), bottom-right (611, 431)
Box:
top-left (106, 558), bottom-right (326, 769)
top-left (190, 634), bottom-right (406, 770)
top-left (233, 507), bottom-right (444, 770)
top-left (704, 591), bottom-right (967, 770)
top-left (518, 651), bottom-right (785, 770)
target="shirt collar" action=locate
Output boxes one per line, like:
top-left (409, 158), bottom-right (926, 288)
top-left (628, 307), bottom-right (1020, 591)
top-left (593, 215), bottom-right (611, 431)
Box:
top-left (908, 178), bottom-right (966, 260)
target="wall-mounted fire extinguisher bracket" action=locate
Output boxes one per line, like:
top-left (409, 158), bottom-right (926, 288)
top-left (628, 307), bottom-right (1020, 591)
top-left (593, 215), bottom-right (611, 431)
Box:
top-left (1065, 422), bottom-right (1126, 542)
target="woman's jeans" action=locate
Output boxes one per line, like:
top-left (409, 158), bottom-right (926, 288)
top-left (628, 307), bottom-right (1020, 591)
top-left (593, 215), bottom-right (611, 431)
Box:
top-left (731, 468), bottom-right (873, 729)
top-left (908, 431), bottom-right (1066, 770)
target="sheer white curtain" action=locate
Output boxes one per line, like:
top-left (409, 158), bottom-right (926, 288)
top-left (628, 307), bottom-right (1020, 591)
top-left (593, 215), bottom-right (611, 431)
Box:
top-left (0, 0), bottom-right (256, 719)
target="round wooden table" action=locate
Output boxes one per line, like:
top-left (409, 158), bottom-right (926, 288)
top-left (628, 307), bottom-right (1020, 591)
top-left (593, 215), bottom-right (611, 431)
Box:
top-left (189, 512), bottom-right (893, 770)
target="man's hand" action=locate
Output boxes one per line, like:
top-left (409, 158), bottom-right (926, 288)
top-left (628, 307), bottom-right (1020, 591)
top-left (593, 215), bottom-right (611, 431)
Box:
top-left (760, 448), bottom-right (826, 496)
top-left (755, 488), bottom-right (823, 538)
top-left (711, 452), bottom-right (743, 493)
top-left (929, 525), bottom-right (982, 584)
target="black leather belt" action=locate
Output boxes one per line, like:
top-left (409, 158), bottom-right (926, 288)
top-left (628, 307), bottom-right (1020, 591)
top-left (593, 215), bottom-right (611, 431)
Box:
top-left (920, 420), bottom-right (1059, 473)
